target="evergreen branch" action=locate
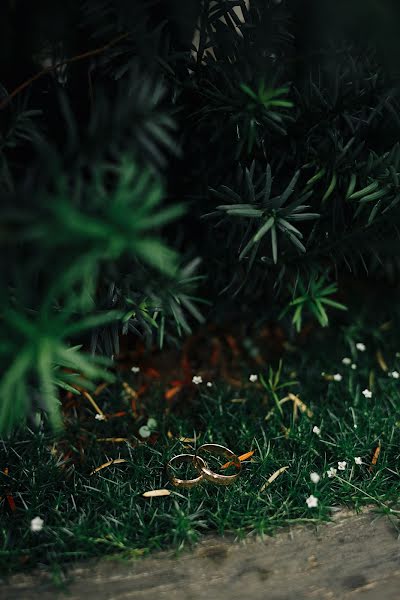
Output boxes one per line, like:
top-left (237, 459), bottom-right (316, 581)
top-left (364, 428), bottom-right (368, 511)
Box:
top-left (0, 32), bottom-right (130, 111)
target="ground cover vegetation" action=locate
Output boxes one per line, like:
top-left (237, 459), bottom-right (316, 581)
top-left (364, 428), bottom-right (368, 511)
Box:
top-left (2, 291), bottom-right (400, 576)
top-left (1, 0), bottom-right (400, 576)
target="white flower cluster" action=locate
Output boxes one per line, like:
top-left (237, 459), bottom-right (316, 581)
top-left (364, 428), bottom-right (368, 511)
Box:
top-left (342, 357), bottom-right (357, 369)
top-left (306, 458), bottom-right (363, 508)
top-left (192, 375), bottom-right (213, 387)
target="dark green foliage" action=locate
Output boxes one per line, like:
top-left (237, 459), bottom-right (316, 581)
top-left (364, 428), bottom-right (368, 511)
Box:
top-left (2, 1), bottom-right (400, 431)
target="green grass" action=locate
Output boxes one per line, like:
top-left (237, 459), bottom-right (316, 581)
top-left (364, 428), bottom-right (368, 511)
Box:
top-left (2, 304), bottom-right (400, 577)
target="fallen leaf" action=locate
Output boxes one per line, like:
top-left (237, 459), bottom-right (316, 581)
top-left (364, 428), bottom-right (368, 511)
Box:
top-left (108, 411), bottom-right (127, 418)
top-left (6, 495), bottom-right (16, 512)
top-left (144, 367), bottom-right (160, 379)
top-left (96, 438), bottom-right (128, 443)
top-left (179, 437), bottom-right (196, 443)
top-left (165, 385), bottom-right (182, 401)
top-left (221, 450), bottom-right (255, 470)
top-left (94, 382), bottom-right (109, 396)
top-left (122, 381), bottom-right (138, 398)
top-left (280, 393), bottom-right (313, 419)
top-left (260, 466), bottom-right (289, 491)
top-left (238, 450), bottom-right (255, 462)
top-left (90, 458), bottom-right (127, 475)
top-left (142, 489), bottom-right (171, 498)
top-left (369, 442), bottom-right (381, 472)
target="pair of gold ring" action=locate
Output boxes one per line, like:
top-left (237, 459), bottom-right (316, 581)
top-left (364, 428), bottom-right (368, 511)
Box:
top-left (166, 443), bottom-right (241, 488)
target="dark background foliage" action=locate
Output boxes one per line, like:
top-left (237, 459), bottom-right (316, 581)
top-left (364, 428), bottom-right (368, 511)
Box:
top-left (2, 0), bottom-right (400, 432)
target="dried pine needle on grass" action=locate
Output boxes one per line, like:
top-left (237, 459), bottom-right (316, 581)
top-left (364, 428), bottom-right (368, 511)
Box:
top-left (260, 466), bottom-right (289, 492)
top-left (90, 458), bottom-right (127, 475)
top-left (142, 489), bottom-right (171, 498)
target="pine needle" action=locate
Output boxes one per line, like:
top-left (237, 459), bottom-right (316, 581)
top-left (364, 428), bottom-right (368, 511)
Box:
top-left (96, 438), bottom-right (128, 443)
top-left (376, 350), bottom-right (388, 372)
top-left (142, 489), bottom-right (171, 498)
top-left (90, 458), bottom-right (127, 475)
top-left (260, 466), bottom-right (289, 491)
top-left (281, 393), bottom-right (313, 418)
top-left (82, 391), bottom-right (107, 420)
top-left (221, 449), bottom-right (255, 469)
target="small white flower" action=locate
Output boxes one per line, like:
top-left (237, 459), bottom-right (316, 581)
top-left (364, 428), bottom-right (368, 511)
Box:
top-left (326, 467), bottom-right (337, 478)
top-left (351, 363), bottom-right (357, 370)
top-left (356, 343), bottom-right (366, 352)
top-left (139, 425), bottom-right (151, 438)
top-left (310, 472), bottom-right (320, 484)
top-left (333, 373), bottom-right (342, 382)
top-left (249, 374), bottom-right (258, 383)
top-left (30, 516), bottom-right (44, 532)
top-left (206, 381), bottom-right (213, 387)
top-left (354, 457), bottom-right (362, 465)
top-left (338, 461), bottom-right (347, 471)
top-left (362, 388), bottom-right (372, 398)
top-left (192, 375), bottom-right (203, 385)
top-left (306, 495), bottom-right (318, 508)
top-left (312, 426), bottom-right (321, 436)
top-left (321, 371), bottom-right (326, 377)
top-left (147, 418), bottom-right (157, 430)
top-left (389, 371), bottom-right (400, 379)
top-left (95, 413), bottom-right (106, 421)
top-left (342, 357), bottom-right (352, 365)
top-left (131, 366), bottom-right (140, 373)
top-left (354, 424), bottom-right (358, 429)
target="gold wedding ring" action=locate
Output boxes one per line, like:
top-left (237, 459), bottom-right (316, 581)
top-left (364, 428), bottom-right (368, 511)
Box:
top-left (166, 453), bottom-right (207, 489)
top-left (167, 444), bottom-right (242, 488)
top-left (195, 443), bottom-right (242, 486)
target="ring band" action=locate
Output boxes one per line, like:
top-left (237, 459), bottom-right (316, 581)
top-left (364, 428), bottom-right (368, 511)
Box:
top-left (166, 453), bottom-right (206, 489)
top-left (195, 443), bottom-right (242, 486)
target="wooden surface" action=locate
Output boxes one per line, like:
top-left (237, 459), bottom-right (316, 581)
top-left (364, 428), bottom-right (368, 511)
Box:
top-left (2, 509), bottom-right (400, 600)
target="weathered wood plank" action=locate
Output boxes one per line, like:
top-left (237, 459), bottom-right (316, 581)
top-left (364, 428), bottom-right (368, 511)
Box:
top-left (2, 509), bottom-right (400, 599)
